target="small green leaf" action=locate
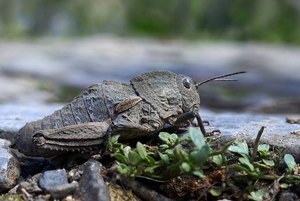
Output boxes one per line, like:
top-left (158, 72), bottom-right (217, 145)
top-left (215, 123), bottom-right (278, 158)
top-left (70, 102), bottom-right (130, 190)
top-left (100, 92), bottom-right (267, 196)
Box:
top-left (128, 151), bottom-right (141, 165)
top-left (189, 127), bottom-right (206, 149)
top-left (165, 148), bottom-right (174, 156)
top-left (158, 132), bottom-right (178, 146)
top-left (189, 145), bottom-right (210, 166)
top-left (146, 155), bottom-right (156, 166)
top-left (181, 162), bottom-right (191, 173)
top-left (280, 183), bottom-right (289, 189)
top-left (159, 152), bottom-right (170, 164)
top-left (248, 188), bottom-right (268, 201)
top-left (257, 144), bottom-right (271, 157)
top-left (284, 154), bottom-right (296, 172)
top-left (209, 187), bottom-right (223, 197)
top-left (159, 144), bottom-right (170, 149)
top-left (193, 170), bottom-right (205, 179)
top-left (239, 157), bottom-right (254, 171)
top-left (262, 159), bottom-right (275, 167)
top-left (159, 132), bottom-right (172, 144)
top-left (113, 153), bottom-right (128, 164)
top-left (159, 144), bottom-right (169, 149)
top-left (118, 164), bottom-right (129, 175)
top-left (144, 165), bottom-right (160, 174)
top-left (136, 142), bottom-right (148, 160)
top-left (169, 134), bottom-right (179, 146)
top-left (228, 141), bottom-right (249, 156)
top-left (258, 144), bottom-right (269, 152)
top-left (173, 145), bottom-right (188, 160)
top-left (122, 146), bottom-right (131, 157)
top-left (211, 154), bottom-right (223, 167)
top-left (110, 135), bottom-right (120, 144)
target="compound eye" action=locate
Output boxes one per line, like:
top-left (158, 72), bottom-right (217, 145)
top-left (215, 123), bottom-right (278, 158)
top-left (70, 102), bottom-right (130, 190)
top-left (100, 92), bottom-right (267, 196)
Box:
top-left (182, 77), bottom-right (192, 89)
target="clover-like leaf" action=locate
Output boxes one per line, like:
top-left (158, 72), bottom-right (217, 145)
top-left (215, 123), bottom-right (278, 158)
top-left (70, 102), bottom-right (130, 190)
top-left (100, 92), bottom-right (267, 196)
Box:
top-left (158, 132), bottom-right (178, 146)
top-left (173, 145), bottom-right (188, 160)
top-left (117, 164), bottom-right (129, 175)
top-left (144, 165), bottom-right (160, 174)
top-left (136, 142), bottom-right (148, 160)
top-left (193, 170), bottom-right (205, 179)
top-left (159, 132), bottom-right (172, 144)
top-left (284, 154), bottom-right (296, 173)
top-left (189, 144), bottom-right (210, 166)
top-left (189, 127), bottom-right (206, 149)
top-left (159, 152), bottom-right (170, 164)
top-left (181, 162), bottom-right (191, 173)
top-left (248, 188), bottom-right (268, 201)
top-left (239, 157), bottom-right (254, 171)
top-left (211, 154), bottom-right (223, 167)
top-left (146, 155), bottom-right (156, 166)
top-left (209, 187), bottom-right (223, 197)
top-left (128, 151), bottom-right (141, 165)
top-left (257, 144), bottom-right (271, 157)
top-left (114, 153), bottom-right (128, 164)
top-left (262, 159), bottom-right (275, 167)
top-left (122, 146), bottom-right (131, 157)
top-left (228, 141), bottom-right (249, 156)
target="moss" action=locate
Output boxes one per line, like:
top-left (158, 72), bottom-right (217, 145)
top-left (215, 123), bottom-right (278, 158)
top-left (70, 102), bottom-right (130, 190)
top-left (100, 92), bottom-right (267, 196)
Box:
top-left (0, 194), bottom-right (24, 201)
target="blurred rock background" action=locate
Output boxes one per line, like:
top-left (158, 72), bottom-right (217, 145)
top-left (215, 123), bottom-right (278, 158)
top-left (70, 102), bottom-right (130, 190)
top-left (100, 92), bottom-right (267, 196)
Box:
top-left (0, 0), bottom-right (299, 113)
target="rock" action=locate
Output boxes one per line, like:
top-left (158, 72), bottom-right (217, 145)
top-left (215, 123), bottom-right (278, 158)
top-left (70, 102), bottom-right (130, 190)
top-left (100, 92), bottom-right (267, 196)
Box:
top-left (203, 109), bottom-right (300, 160)
top-left (0, 139), bottom-right (20, 192)
top-left (278, 191), bottom-right (298, 201)
top-left (19, 173), bottom-right (43, 195)
top-left (39, 169), bottom-right (77, 199)
top-left (78, 160), bottom-right (110, 201)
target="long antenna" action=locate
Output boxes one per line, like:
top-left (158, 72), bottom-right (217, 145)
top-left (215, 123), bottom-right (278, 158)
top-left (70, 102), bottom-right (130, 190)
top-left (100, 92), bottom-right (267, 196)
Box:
top-left (195, 71), bottom-right (246, 88)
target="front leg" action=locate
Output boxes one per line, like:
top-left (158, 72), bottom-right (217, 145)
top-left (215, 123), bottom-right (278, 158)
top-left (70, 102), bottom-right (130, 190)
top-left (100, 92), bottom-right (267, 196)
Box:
top-left (111, 114), bottom-right (164, 140)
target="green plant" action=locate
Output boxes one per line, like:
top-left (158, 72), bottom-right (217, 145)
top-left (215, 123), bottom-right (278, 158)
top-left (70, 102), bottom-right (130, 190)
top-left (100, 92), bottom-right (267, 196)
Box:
top-left (108, 127), bottom-right (300, 200)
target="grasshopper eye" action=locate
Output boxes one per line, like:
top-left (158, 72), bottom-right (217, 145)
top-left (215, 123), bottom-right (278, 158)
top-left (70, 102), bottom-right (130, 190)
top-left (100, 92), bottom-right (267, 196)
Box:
top-left (182, 77), bottom-right (192, 89)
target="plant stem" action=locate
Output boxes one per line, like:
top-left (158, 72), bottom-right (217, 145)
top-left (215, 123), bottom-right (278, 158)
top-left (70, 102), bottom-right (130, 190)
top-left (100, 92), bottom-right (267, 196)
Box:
top-left (251, 126), bottom-right (266, 162)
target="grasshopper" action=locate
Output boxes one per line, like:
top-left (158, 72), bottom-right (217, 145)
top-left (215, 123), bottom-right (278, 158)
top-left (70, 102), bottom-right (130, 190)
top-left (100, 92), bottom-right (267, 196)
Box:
top-left (12, 70), bottom-right (245, 157)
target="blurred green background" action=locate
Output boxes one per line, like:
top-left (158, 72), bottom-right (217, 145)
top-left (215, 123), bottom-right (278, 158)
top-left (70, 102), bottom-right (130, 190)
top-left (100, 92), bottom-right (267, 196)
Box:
top-left (0, 0), bottom-right (299, 113)
top-left (1, 0), bottom-right (300, 43)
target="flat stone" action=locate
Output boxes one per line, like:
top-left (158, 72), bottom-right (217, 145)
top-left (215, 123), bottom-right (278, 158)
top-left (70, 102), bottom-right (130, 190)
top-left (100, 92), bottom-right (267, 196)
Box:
top-left (39, 169), bottom-right (77, 199)
top-left (0, 139), bottom-right (20, 192)
top-left (202, 109), bottom-right (300, 160)
top-left (39, 169), bottom-right (68, 190)
top-left (78, 160), bottom-right (110, 201)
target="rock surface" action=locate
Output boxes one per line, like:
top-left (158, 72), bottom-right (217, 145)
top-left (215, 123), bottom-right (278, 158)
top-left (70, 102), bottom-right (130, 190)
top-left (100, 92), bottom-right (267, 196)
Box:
top-left (0, 139), bottom-right (20, 192)
top-left (203, 109), bottom-right (300, 160)
top-left (78, 160), bottom-right (110, 201)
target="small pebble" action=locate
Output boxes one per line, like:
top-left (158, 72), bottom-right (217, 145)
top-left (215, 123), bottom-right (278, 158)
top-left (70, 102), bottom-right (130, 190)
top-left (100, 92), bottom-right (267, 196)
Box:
top-left (287, 117), bottom-right (300, 124)
top-left (39, 169), bottom-right (77, 199)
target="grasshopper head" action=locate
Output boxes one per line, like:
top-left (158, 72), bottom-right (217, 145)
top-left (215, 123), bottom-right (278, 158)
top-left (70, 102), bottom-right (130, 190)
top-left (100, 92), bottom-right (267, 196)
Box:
top-left (176, 74), bottom-right (200, 115)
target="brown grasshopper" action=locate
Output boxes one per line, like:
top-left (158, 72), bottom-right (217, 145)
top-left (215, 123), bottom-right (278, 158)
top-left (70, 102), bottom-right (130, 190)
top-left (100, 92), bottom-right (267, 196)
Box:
top-left (12, 70), bottom-right (245, 157)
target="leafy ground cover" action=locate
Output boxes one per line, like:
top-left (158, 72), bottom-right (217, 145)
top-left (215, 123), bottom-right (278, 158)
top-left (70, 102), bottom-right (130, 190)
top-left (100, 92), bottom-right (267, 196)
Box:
top-left (108, 127), bottom-right (300, 200)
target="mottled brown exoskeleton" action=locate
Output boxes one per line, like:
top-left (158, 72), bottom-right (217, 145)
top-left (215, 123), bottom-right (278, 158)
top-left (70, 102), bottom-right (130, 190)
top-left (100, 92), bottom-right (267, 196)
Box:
top-left (12, 70), bottom-right (245, 157)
